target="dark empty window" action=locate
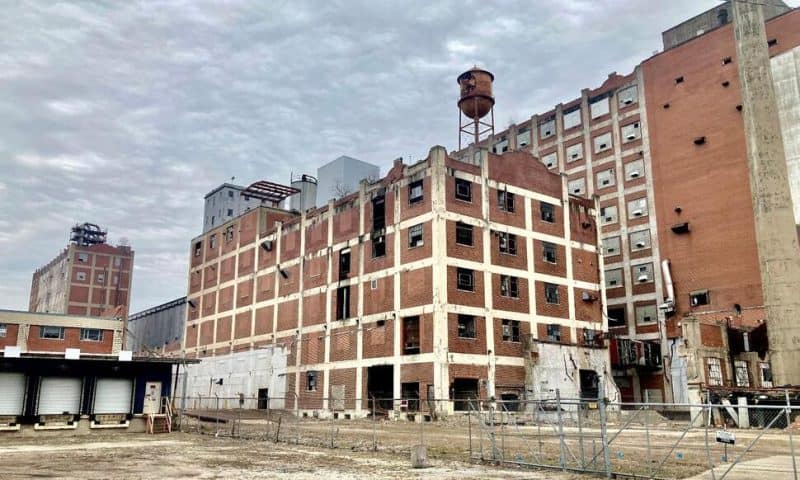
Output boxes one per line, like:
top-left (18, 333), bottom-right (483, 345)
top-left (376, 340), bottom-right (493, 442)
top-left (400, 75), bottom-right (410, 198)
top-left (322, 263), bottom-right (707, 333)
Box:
top-left (456, 222), bottom-right (473, 246)
top-left (690, 290), bottom-right (709, 307)
top-left (498, 190), bottom-right (515, 212)
top-left (457, 268), bottom-right (474, 291)
top-left (722, 56), bottom-right (732, 65)
top-left (502, 319), bottom-right (520, 342)
top-left (306, 371), bottom-right (318, 391)
top-left (228, 190), bottom-right (234, 198)
top-left (194, 241), bottom-right (202, 257)
top-left (500, 275), bottom-right (519, 298)
top-left (675, 76), bottom-right (684, 84)
top-left (455, 178), bottom-right (472, 202)
top-left (408, 224), bottom-right (423, 247)
top-left (608, 307), bottom-right (626, 327)
top-left (225, 225), bottom-right (234, 243)
top-left (372, 235), bottom-right (386, 258)
top-left (409, 180), bottom-right (423, 204)
top-left (544, 283), bottom-right (559, 304)
top-left (372, 196), bottom-right (385, 230)
top-left (767, 38), bottom-right (778, 47)
top-left (227, 208), bottom-right (233, 216)
top-left (403, 316), bottom-right (420, 354)
top-left (209, 234), bottom-right (217, 249)
top-left (457, 314), bottom-right (476, 339)
top-left (547, 324), bottom-right (561, 342)
top-left (543, 242), bottom-right (557, 263)
top-left (40, 326), bottom-right (65, 340)
top-left (541, 202), bottom-right (555, 223)
top-left (498, 232), bottom-right (517, 255)
top-left (336, 286), bottom-right (350, 320)
top-left (338, 250), bottom-right (350, 280)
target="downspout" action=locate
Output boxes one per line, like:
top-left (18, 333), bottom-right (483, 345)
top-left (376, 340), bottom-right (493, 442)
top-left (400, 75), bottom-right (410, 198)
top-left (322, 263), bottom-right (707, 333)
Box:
top-left (661, 259), bottom-right (675, 308)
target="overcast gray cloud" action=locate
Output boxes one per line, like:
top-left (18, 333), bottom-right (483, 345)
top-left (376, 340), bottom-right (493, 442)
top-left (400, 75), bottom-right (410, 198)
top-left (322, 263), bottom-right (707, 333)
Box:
top-left (1, 0), bottom-right (788, 312)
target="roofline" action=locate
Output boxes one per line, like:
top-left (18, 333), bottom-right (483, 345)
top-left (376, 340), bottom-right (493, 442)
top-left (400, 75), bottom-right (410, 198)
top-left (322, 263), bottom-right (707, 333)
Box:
top-left (0, 352), bottom-right (200, 364)
top-left (0, 308), bottom-right (120, 321)
top-left (204, 183), bottom-right (246, 199)
top-left (129, 296), bottom-right (187, 321)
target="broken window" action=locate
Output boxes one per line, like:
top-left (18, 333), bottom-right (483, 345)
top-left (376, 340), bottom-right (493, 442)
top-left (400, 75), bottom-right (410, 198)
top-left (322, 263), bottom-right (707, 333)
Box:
top-left (734, 360), bottom-right (750, 387)
top-left (456, 268), bottom-right (474, 292)
top-left (544, 283), bottom-right (559, 304)
top-left (630, 230), bottom-right (651, 251)
top-left (307, 371), bottom-right (318, 392)
top-left (500, 275), bottom-right (519, 298)
top-left (77, 271), bottom-right (87, 281)
top-left (600, 205), bottom-right (618, 225)
top-left (403, 316), bottom-right (420, 354)
top-left (618, 84), bottom-right (638, 107)
top-left (542, 242), bottom-right (557, 263)
top-left (602, 236), bottom-right (621, 256)
top-left (706, 358), bottom-right (723, 386)
top-left (455, 222), bottom-right (473, 246)
top-left (372, 234), bottom-right (385, 258)
top-left (336, 286), bottom-right (350, 320)
top-left (408, 224), bottom-right (424, 247)
top-left (338, 250), bottom-right (350, 280)
top-left (210, 234), bottom-right (217, 249)
top-left (225, 225), bottom-right (234, 243)
top-left (590, 95), bottom-right (610, 119)
top-left (455, 178), bottom-right (472, 202)
top-left (372, 195), bottom-right (385, 230)
top-left (635, 304), bottom-right (657, 324)
top-left (542, 152), bottom-right (558, 169)
top-left (690, 290), bottom-right (710, 307)
top-left (633, 263), bottom-right (654, 283)
top-left (596, 168), bottom-right (615, 188)
top-left (492, 137), bottom-right (509, 153)
top-left (78, 253), bottom-right (88, 263)
top-left (625, 159), bottom-right (645, 180)
top-left (546, 323), bottom-right (561, 342)
top-left (409, 180), bottom-right (423, 204)
top-left (593, 132), bottom-right (612, 153)
top-left (194, 241), bottom-right (202, 257)
top-left (502, 319), bottom-right (520, 342)
top-left (540, 202), bottom-right (556, 223)
top-left (566, 143), bottom-right (583, 162)
top-left (516, 128), bottom-right (530, 148)
top-left (627, 198), bottom-right (648, 219)
top-left (760, 362), bottom-right (773, 387)
top-left (563, 107), bottom-right (581, 129)
top-left (539, 118), bottom-right (556, 139)
top-left (607, 307), bottom-right (626, 327)
top-left (498, 232), bottom-right (517, 255)
top-left (497, 190), bottom-right (515, 212)
top-left (96, 273), bottom-right (105, 284)
top-left (457, 314), bottom-right (476, 339)
top-left (568, 177), bottom-right (586, 195)
top-left (605, 269), bottom-right (623, 288)
top-left (622, 122), bottom-right (641, 142)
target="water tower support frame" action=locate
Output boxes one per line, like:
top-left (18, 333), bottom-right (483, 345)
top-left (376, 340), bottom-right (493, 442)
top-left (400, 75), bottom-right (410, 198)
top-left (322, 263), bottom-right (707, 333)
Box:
top-left (458, 99), bottom-right (495, 150)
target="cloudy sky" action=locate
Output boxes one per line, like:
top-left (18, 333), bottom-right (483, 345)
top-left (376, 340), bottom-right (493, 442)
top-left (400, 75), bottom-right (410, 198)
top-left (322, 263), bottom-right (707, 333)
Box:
top-left (1, 0), bottom-right (792, 313)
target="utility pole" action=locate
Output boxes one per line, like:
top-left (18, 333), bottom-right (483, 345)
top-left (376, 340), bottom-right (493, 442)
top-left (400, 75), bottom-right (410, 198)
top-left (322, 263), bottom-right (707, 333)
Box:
top-left (732, 0), bottom-right (800, 385)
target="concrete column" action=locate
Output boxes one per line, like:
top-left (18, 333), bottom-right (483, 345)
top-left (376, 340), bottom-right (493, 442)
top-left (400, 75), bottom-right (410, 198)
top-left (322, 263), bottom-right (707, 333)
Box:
top-left (733, 1), bottom-right (800, 385)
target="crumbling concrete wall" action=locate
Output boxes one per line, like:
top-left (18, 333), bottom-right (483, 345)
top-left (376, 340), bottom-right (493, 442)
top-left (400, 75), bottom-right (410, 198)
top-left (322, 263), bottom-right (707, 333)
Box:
top-left (771, 45), bottom-right (800, 224)
top-left (528, 343), bottom-right (619, 403)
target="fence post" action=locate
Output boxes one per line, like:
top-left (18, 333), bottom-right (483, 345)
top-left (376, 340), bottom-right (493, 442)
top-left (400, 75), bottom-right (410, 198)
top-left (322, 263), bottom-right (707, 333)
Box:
top-left (489, 400), bottom-right (497, 462)
top-left (215, 395), bottom-right (220, 437)
top-left (556, 389), bottom-right (566, 471)
top-left (468, 401), bottom-right (473, 461)
top-left (786, 390), bottom-right (798, 480)
top-left (372, 395), bottom-right (377, 452)
top-left (577, 397), bottom-right (585, 470)
top-left (598, 380), bottom-right (611, 479)
top-left (644, 391), bottom-right (652, 479)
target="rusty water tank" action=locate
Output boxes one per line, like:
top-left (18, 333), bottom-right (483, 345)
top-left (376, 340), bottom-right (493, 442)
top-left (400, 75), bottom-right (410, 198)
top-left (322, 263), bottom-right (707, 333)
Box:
top-left (457, 67), bottom-right (495, 119)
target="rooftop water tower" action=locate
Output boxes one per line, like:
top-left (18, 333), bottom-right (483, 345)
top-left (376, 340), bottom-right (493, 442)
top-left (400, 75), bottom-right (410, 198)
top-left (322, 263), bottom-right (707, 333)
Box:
top-left (457, 66), bottom-right (495, 149)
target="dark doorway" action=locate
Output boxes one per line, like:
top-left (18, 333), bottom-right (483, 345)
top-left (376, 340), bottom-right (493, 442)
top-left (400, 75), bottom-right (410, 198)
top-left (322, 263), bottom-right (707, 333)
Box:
top-left (500, 393), bottom-right (520, 412)
top-left (579, 369), bottom-right (599, 400)
top-left (257, 388), bottom-right (269, 410)
top-left (451, 378), bottom-right (479, 411)
top-left (401, 382), bottom-right (420, 411)
top-left (367, 365), bottom-right (394, 412)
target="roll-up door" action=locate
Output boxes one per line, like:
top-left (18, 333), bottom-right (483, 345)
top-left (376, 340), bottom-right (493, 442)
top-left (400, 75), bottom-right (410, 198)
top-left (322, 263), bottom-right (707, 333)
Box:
top-left (38, 377), bottom-right (82, 415)
top-left (93, 378), bottom-right (133, 414)
top-left (0, 373), bottom-right (26, 415)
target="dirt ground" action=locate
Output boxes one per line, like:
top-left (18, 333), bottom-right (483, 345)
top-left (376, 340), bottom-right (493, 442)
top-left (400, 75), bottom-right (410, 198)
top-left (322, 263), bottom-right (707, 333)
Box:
top-left (0, 433), bottom-right (580, 479)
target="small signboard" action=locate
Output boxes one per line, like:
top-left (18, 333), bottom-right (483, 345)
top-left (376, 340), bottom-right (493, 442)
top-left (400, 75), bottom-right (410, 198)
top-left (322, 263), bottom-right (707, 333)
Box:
top-left (716, 430), bottom-right (735, 445)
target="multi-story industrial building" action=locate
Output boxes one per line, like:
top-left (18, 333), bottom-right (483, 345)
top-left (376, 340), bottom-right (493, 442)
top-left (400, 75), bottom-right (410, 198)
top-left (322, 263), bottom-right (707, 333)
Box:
top-left (316, 155), bottom-right (381, 205)
top-left (203, 183), bottom-right (271, 233)
top-left (29, 223), bottom-right (134, 317)
top-left (458, 3), bottom-right (800, 403)
top-left (182, 146), bottom-right (611, 416)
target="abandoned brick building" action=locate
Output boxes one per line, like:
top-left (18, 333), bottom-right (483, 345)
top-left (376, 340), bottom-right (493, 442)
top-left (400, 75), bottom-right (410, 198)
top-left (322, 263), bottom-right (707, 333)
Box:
top-left (182, 146), bottom-right (612, 416)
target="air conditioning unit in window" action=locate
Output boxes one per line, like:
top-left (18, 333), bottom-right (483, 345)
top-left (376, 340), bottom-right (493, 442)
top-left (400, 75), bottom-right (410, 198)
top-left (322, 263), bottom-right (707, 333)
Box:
top-left (632, 209), bottom-right (643, 217)
top-left (638, 274), bottom-right (650, 282)
top-left (629, 170), bottom-right (640, 178)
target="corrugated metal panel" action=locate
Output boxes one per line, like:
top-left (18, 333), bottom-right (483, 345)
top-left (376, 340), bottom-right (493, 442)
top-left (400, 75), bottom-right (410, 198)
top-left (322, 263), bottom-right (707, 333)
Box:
top-left (93, 378), bottom-right (133, 414)
top-left (38, 377), bottom-right (82, 415)
top-left (0, 373), bottom-right (26, 415)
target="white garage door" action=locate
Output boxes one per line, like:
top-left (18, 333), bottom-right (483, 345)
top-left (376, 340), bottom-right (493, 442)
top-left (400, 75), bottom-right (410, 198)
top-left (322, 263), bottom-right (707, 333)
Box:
top-left (0, 373), bottom-right (26, 415)
top-left (94, 378), bottom-right (133, 414)
top-left (38, 377), bottom-right (82, 415)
